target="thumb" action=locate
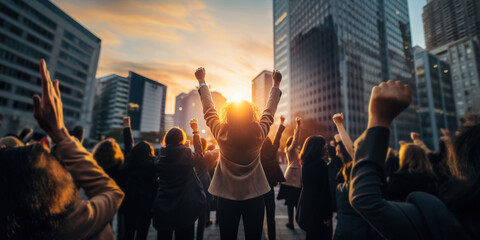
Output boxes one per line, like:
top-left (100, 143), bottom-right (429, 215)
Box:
top-left (32, 95), bottom-right (41, 118)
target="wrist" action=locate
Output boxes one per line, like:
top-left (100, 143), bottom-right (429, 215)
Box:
top-left (367, 118), bottom-right (391, 129)
top-left (273, 82), bottom-right (280, 88)
top-left (192, 130), bottom-right (199, 134)
top-left (198, 79), bottom-right (206, 84)
top-left (49, 128), bottom-right (70, 143)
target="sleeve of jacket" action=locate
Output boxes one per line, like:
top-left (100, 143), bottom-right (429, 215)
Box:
top-left (349, 127), bottom-right (423, 239)
top-left (123, 127), bottom-right (134, 155)
top-left (259, 88), bottom-right (282, 139)
top-left (56, 136), bottom-right (124, 239)
top-left (198, 85), bottom-right (222, 139)
top-left (273, 125), bottom-right (285, 151)
top-left (287, 124), bottom-right (301, 155)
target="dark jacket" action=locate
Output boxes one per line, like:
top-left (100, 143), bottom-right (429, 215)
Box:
top-left (349, 127), bottom-right (469, 239)
top-left (334, 183), bottom-right (382, 240)
top-left (153, 134), bottom-right (204, 229)
top-left (386, 170), bottom-right (438, 201)
top-left (261, 125), bottom-right (286, 188)
top-left (296, 158), bottom-right (332, 231)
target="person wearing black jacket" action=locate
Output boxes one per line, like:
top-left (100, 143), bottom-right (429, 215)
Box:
top-left (296, 136), bottom-right (332, 240)
top-left (153, 120), bottom-right (205, 240)
top-left (349, 80), bottom-right (475, 239)
top-left (260, 116), bottom-right (287, 240)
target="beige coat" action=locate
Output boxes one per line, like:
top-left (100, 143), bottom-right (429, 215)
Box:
top-left (55, 136), bottom-right (124, 239)
top-left (199, 85), bottom-right (281, 200)
top-left (282, 126), bottom-right (302, 188)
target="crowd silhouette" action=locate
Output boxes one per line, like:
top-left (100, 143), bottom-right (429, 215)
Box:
top-left (0, 60), bottom-right (479, 240)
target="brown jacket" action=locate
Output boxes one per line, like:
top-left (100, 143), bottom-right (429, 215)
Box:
top-left (283, 125), bottom-right (302, 188)
top-left (55, 136), bottom-right (124, 239)
top-left (199, 85), bottom-right (282, 200)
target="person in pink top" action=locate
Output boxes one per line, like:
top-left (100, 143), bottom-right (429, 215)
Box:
top-left (277, 117), bottom-right (303, 230)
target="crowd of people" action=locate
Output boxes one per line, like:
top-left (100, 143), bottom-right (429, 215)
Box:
top-left (0, 60), bottom-right (479, 240)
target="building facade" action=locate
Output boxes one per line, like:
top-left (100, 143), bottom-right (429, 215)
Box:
top-left (252, 70), bottom-right (272, 111)
top-left (163, 114), bottom-right (174, 132)
top-left (91, 74), bottom-right (129, 139)
top-left (278, 0), bottom-right (418, 142)
top-left (128, 71), bottom-right (167, 138)
top-left (0, 0), bottom-right (101, 137)
top-left (174, 88), bottom-right (226, 138)
top-left (423, 0), bottom-right (480, 122)
top-left (414, 46), bottom-right (457, 150)
top-left (273, 0), bottom-right (291, 123)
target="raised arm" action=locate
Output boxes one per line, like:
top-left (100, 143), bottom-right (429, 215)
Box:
top-left (333, 113), bottom-right (354, 157)
top-left (410, 132), bottom-right (432, 154)
top-left (33, 59), bottom-right (124, 238)
top-left (287, 117), bottom-right (301, 153)
top-left (349, 80), bottom-right (421, 239)
top-left (195, 67), bottom-right (222, 138)
top-left (190, 118), bottom-right (204, 166)
top-left (258, 70), bottom-right (282, 139)
top-left (123, 116), bottom-right (134, 155)
top-left (272, 116), bottom-right (286, 150)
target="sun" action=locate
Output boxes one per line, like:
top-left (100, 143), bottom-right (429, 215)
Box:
top-left (228, 93), bottom-right (249, 103)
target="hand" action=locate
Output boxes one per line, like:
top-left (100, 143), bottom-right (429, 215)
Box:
top-left (272, 70), bottom-right (282, 88)
top-left (410, 132), bottom-right (421, 141)
top-left (368, 80), bottom-right (411, 129)
top-left (195, 67), bottom-right (206, 84)
top-left (295, 117), bottom-right (301, 128)
top-left (334, 134), bottom-right (341, 143)
top-left (440, 128), bottom-right (452, 143)
top-left (185, 140), bottom-right (191, 148)
top-left (123, 116), bottom-right (131, 128)
top-left (190, 118), bottom-right (198, 132)
top-left (280, 115), bottom-right (285, 125)
top-left (32, 59), bottom-right (69, 143)
top-left (332, 113), bottom-right (344, 125)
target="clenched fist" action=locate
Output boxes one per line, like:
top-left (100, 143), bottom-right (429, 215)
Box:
top-left (368, 80), bottom-right (411, 129)
top-left (190, 118), bottom-right (198, 132)
top-left (332, 113), bottom-right (344, 125)
top-left (280, 115), bottom-right (286, 125)
top-left (272, 70), bottom-right (282, 88)
top-left (195, 67), bottom-right (206, 84)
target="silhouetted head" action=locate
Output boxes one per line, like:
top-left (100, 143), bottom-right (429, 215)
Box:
top-left (69, 126), bottom-right (85, 144)
top-left (262, 137), bottom-right (273, 149)
top-left (299, 136), bottom-right (327, 165)
top-left (201, 138), bottom-right (208, 152)
top-left (92, 138), bottom-right (124, 170)
top-left (220, 100), bottom-right (260, 127)
top-left (163, 127), bottom-right (186, 146)
top-left (0, 144), bottom-right (78, 239)
top-left (398, 143), bottom-right (434, 176)
top-left (126, 141), bottom-right (154, 167)
top-left (0, 136), bottom-right (24, 148)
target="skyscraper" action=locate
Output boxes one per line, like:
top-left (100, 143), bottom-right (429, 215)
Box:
top-left (414, 46), bottom-right (457, 150)
top-left (0, 0), bottom-right (101, 138)
top-left (423, 0), bottom-right (480, 122)
top-left (275, 0), bottom-right (418, 142)
top-left (128, 71), bottom-right (167, 137)
top-left (91, 74), bottom-right (129, 139)
top-left (251, 70), bottom-right (272, 111)
top-left (273, 0), bottom-right (291, 123)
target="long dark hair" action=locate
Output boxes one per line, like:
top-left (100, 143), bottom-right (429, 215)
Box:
top-left (398, 143), bottom-right (435, 177)
top-left (0, 144), bottom-right (78, 239)
top-left (299, 136), bottom-right (326, 165)
top-left (441, 124), bottom-right (480, 218)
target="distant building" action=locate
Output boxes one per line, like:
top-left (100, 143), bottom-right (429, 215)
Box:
top-left (174, 88), bottom-right (226, 138)
top-left (164, 114), bottom-right (174, 131)
top-left (128, 71), bottom-right (167, 138)
top-left (91, 74), bottom-right (129, 139)
top-left (252, 70), bottom-right (272, 111)
top-left (273, 0), bottom-right (291, 123)
top-left (92, 72), bottom-right (167, 139)
top-left (274, 0), bottom-right (418, 144)
top-left (414, 46), bottom-right (457, 150)
top-left (0, 0), bottom-right (101, 138)
top-left (423, 0), bottom-right (480, 122)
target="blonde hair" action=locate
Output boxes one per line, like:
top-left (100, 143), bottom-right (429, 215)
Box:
top-left (399, 143), bottom-right (434, 176)
top-left (219, 100), bottom-right (260, 124)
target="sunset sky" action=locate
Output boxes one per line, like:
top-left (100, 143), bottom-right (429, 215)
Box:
top-left (52, 0), bottom-right (426, 114)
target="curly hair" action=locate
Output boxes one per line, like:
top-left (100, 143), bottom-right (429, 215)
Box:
top-left (0, 144), bottom-right (79, 239)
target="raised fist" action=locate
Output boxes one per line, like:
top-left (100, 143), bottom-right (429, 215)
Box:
top-left (195, 67), bottom-right (206, 83)
top-left (368, 80), bottom-right (411, 128)
top-left (332, 113), bottom-right (344, 125)
top-left (272, 70), bottom-right (282, 88)
top-left (190, 118), bottom-right (198, 132)
top-left (410, 132), bottom-right (421, 141)
top-left (123, 116), bottom-right (131, 128)
top-left (280, 115), bottom-right (286, 125)
top-left (295, 117), bottom-right (301, 127)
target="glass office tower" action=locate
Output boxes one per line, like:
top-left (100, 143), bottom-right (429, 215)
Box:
top-left (276, 0), bottom-right (418, 143)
